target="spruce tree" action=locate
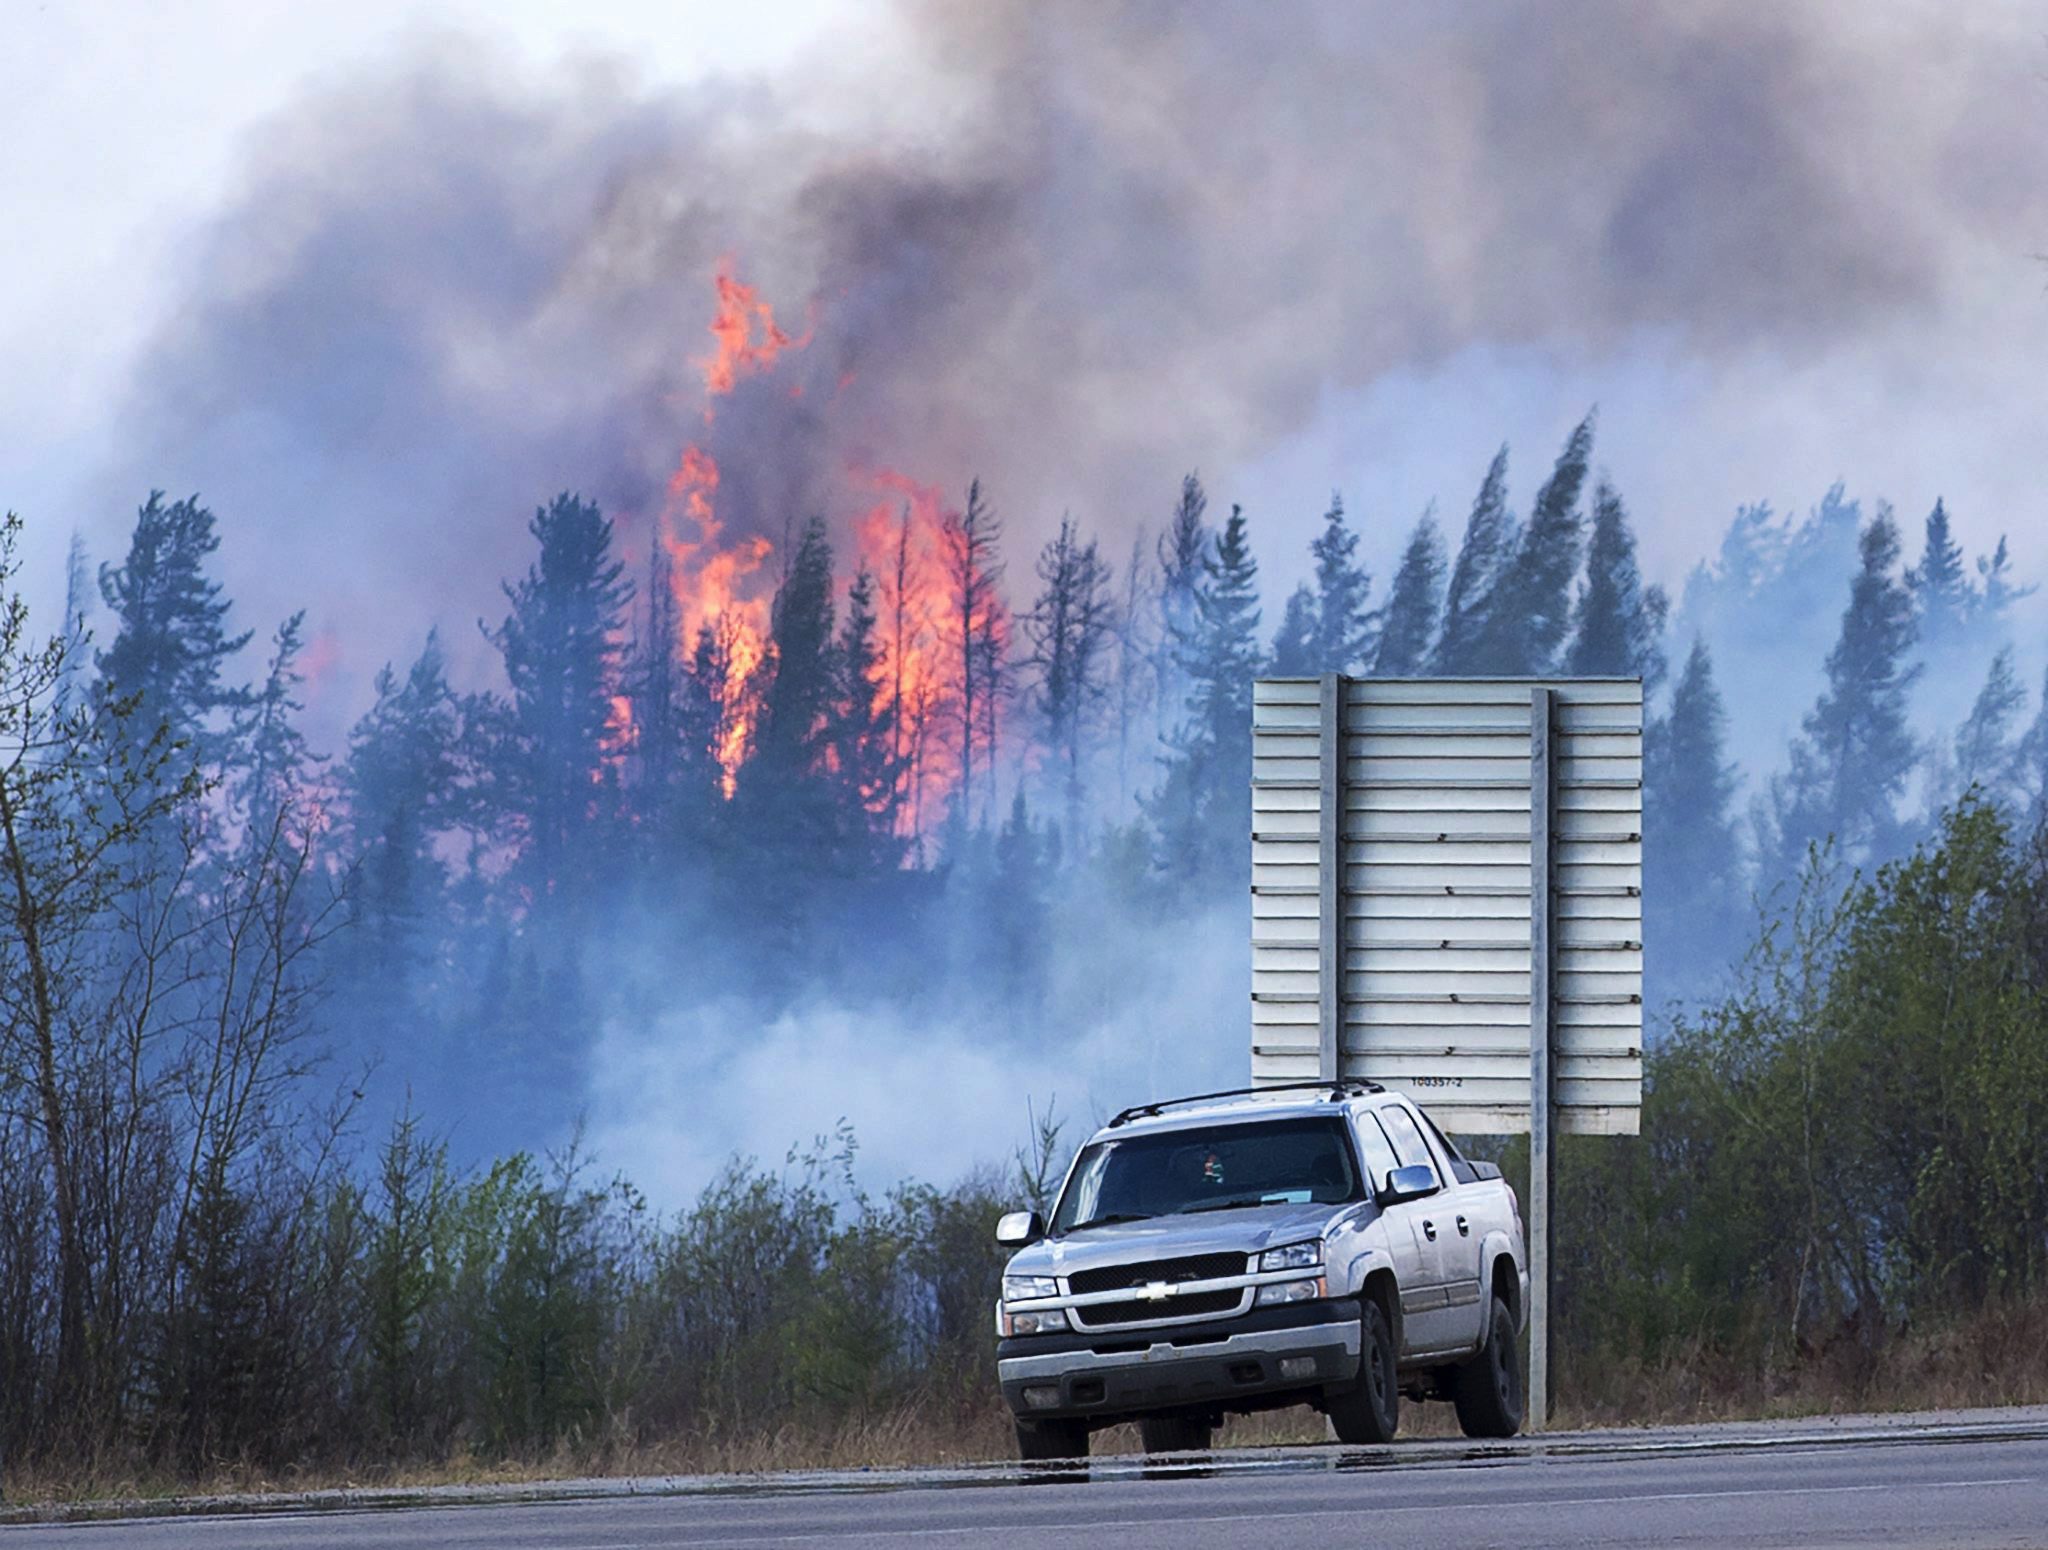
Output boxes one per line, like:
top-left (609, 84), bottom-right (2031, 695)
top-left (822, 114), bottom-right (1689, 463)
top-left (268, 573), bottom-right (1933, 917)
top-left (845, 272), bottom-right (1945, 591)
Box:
top-left (940, 480), bottom-right (1005, 824)
top-left (1158, 474), bottom-right (1209, 648)
top-left (1110, 529), bottom-right (1156, 809)
top-left (98, 491), bottom-right (252, 762)
top-left (1269, 584), bottom-right (1318, 676)
top-left (1307, 492), bottom-right (1373, 673)
top-left (2013, 667), bottom-right (2048, 826)
top-left (57, 532), bottom-right (92, 712)
top-left (1566, 478), bottom-right (1669, 688)
top-left (230, 612), bottom-right (320, 846)
top-left (632, 542), bottom-right (684, 817)
top-left (1372, 509), bottom-right (1446, 676)
top-left (732, 518), bottom-right (844, 965)
top-left (750, 516), bottom-right (837, 796)
top-left (1951, 646), bottom-right (2025, 803)
top-left (343, 631), bottom-right (469, 983)
top-left (1023, 518), bottom-right (1114, 845)
top-left (1150, 503), bottom-right (1260, 884)
top-left (1644, 640), bottom-right (1743, 1003)
top-left (1768, 505), bottom-right (1921, 876)
top-left (830, 565), bottom-right (906, 870)
top-left (1472, 414), bottom-right (1593, 674)
top-left (1976, 535), bottom-right (2033, 622)
top-left (1429, 448), bottom-right (1512, 675)
top-left (1154, 473), bottom-right (1210, 738)
top-left (483, 493), bottom-right (633, 914)
top-left (1910, 498), bottom-right (1971, 651)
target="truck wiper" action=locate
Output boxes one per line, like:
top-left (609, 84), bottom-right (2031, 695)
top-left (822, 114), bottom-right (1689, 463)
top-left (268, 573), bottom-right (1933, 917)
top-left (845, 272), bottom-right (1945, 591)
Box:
top-left (1182, 1195), bottom-right (1274, 1214)
top-left (1070, 1212), bottom-right (1152, 1230)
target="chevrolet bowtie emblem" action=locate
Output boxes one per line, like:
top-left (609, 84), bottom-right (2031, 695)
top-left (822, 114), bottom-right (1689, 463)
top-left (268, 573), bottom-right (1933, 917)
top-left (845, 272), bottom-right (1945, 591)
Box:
top-left (1136, 1280), bottom-right (1176, 1302)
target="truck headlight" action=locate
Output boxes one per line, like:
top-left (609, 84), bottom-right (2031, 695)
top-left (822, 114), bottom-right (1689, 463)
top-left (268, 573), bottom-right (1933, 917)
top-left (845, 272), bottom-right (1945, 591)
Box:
top-left (1002, 1308), bottom-right (1071, 1335)
top-left (1003, 1275), bottom-right (1059, 1301)
top-left (1259, 1241), bottom-right (1323, 1273)
top-left (1255, 1278), bottom-right (1326, 1306)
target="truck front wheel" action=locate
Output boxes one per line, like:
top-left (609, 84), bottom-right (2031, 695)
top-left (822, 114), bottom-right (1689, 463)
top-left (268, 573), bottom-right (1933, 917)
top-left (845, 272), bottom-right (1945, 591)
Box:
top-left (1325, 1297), bottom-right (1399, 1444)
top-left (1015, 1416), bottom-right (1090, 1460)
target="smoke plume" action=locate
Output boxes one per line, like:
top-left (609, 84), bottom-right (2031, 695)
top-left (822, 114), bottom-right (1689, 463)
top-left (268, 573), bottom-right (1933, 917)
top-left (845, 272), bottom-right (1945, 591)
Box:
top-left (97, 0), bottom-right (2048, 740)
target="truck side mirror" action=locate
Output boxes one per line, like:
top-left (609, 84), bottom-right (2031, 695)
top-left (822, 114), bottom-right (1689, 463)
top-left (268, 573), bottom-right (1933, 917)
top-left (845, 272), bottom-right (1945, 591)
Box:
top-left (995, 1209), bottom-right (1045, 1246)
top-left (1378, 1163), bottom-right (1439, 1205)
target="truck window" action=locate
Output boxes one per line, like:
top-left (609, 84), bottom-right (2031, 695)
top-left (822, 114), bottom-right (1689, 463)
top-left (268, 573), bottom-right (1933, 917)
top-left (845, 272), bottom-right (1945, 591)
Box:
top-left (1051, 1116), bottom-right (1364, 1233)
top-left (1353, 1112), bottom-right (1402, 1191)
top-left (1376, 1104), bottom-right (1436, 1173)
top-left (1413, 1104), bottom-right (1480, 1185)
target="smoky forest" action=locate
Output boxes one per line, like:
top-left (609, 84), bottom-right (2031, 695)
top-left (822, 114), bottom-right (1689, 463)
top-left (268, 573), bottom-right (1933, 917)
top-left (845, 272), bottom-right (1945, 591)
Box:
top-left (6, 362), bottom-right (2048, 1484)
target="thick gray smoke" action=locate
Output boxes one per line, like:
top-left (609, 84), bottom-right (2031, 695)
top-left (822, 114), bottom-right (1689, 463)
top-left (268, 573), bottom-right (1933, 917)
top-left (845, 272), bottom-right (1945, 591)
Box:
top-left (78, 1), bottom-right (2048, 1200)
top-left (95, 0), bottom-right (2048, 742)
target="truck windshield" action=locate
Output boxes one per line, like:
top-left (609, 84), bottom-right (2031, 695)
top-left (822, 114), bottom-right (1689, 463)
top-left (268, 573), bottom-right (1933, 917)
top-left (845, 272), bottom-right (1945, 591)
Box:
top-left (1052, 1116), bottom-right (1362, 1233)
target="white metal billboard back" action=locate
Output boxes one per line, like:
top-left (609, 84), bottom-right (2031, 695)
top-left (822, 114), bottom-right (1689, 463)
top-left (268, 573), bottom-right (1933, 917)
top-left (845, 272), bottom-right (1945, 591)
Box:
top-left (1251, 676), bottom-right (1643, 1135)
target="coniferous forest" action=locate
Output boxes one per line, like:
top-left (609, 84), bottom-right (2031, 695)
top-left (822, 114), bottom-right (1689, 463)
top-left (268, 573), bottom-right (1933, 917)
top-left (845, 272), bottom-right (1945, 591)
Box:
top-left (5, 406), bottom-right (2048, 1484)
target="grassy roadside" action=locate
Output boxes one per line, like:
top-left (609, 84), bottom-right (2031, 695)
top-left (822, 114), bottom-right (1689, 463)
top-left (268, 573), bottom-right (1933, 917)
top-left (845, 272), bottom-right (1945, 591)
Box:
top-left (12, 1306), bottom-right (2048, 1512)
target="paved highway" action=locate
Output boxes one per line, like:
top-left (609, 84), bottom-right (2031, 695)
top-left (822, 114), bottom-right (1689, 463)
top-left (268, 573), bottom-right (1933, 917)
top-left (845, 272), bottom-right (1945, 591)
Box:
top-left (9, 1410), bottom-right (2047, 1548)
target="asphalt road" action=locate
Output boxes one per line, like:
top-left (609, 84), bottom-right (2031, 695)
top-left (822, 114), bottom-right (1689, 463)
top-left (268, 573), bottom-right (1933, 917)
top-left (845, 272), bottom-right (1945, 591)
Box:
top-left (10, 1411), bottom-right (2048, 1548)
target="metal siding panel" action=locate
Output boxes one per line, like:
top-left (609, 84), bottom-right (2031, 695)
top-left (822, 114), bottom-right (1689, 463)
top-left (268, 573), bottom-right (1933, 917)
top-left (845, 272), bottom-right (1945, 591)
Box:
top-left (1257, 676), bottom-right (1641, 1128)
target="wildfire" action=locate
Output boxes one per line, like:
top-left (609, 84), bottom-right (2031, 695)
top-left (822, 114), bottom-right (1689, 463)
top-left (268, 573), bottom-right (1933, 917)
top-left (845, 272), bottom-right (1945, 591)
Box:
top-left (854, 468), bottom-right (961, 836)
top-left (600, 693), bottom-right (637, 785)
top-left (696, 264), bottom-right (807, 406)
top-left (656, 266), bottom-right (814, 793)
top-left (639, 265), bottom-right (968, 836)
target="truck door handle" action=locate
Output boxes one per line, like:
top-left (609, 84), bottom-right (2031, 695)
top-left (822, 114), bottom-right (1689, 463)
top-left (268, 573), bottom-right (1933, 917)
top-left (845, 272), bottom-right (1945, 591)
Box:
top-left (1421, 1220), bottom-right (1437, 1241)
top-left (1456, 1215), bottom-right (1470, 1236)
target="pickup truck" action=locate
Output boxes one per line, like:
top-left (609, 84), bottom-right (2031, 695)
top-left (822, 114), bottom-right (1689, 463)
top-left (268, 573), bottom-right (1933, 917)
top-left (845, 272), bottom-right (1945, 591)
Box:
top-left (993, 1080), bottom-right (1527, 1458)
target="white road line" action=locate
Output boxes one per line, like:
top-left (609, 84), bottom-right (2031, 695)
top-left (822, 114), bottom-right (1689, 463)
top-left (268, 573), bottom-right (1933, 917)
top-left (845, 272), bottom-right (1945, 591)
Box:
top-left (638, 1476), bottom-right (2038, 1548)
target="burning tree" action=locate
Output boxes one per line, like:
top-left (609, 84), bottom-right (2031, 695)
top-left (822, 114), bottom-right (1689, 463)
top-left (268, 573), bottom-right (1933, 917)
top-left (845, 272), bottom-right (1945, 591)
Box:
top-left (940, 479), bottom-right (1007, 830)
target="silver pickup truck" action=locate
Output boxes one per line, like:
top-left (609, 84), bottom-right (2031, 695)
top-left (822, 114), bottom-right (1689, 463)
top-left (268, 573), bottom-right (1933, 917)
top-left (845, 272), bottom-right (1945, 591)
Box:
top-left (993, 1081), bottom-right (1528, 1458)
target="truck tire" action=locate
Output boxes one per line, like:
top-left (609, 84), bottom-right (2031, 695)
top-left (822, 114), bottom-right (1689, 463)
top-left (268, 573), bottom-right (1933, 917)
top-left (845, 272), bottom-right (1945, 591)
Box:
top-left (1325, 1297), bottom-right (1399, 1445)
top-left (1451, 1294), bottom-right (1525, 1438)
top-left (1015, 1416), bottom-right (1089, 1460)
top-left (1138, 1413), bottom-right (1215, 1454)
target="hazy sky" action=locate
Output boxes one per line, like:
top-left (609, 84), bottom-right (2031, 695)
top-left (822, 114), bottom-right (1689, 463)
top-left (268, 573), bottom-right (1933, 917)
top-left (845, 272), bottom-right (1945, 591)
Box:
top-left (0, 0), bottom-right (860, 585)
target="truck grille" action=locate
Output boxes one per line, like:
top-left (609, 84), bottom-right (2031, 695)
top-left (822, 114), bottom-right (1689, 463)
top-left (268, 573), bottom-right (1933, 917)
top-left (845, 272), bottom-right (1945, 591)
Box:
top-left (1067, 1252), bottom-right (1248, 1296)
top-left (1076, 1290), bottom-right (1244, 1325)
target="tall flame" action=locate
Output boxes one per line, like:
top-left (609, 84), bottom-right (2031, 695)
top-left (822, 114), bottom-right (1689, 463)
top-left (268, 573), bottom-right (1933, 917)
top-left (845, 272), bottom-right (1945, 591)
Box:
top-left (645, 266), bottom-right (965, 838)
top-left (657, 264), bottom-right (812, 793)
top-left (854, 468), bottom-right (960, 837)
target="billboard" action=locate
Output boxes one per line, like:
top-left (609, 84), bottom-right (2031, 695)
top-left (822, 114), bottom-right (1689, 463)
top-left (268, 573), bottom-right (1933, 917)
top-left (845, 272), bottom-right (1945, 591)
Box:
top-left (1250, 676), bottom-right (1643, 1135)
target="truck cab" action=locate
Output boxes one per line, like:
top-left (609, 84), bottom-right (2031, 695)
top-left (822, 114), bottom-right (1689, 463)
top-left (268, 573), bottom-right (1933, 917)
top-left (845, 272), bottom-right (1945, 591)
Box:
top-left (993, 1080), bottom-right (1528, 1459)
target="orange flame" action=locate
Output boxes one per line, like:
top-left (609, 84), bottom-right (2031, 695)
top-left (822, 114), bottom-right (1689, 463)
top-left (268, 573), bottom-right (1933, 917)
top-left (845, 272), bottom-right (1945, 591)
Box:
top-left (696, 264), bottom-right (807, 407)
top-left (600, 692), bottom-right (637, 785)
top-left (655, 265), bottom-right (815, 794)
top-left (854, 468), bottom-right (963, 836)
top-left (645, 265), bottom-right (965, 839)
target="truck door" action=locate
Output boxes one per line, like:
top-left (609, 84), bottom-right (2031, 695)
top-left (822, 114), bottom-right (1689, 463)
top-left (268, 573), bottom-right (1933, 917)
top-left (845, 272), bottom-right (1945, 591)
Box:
top-left (1356, 1110), bottom-right (1457, 1357)
top-left (1384, 1101), bottom-right (1487, 1351)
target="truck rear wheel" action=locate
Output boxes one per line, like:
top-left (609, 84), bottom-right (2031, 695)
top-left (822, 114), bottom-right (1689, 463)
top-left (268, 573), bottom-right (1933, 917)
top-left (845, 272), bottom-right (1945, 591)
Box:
top-left (1325, 1297), bottom-right (1399, 1444)
top-left (1015, 1416), bottom-right (1089, 1460)
top-left (1138, 1413), bottom-right (1215, 1453)
top-left (1451, 1294), bottom-right (1525, 1438)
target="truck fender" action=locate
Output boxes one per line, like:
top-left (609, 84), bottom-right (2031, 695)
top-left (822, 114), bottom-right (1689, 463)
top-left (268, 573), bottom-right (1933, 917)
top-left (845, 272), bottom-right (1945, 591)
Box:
top-left (1477, 1231), bottom-right (1522, 1329)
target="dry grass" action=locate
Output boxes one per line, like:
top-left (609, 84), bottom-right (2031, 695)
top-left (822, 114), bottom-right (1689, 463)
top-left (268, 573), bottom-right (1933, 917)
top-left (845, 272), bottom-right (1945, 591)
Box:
top-left (1556, 1297), bottom-right (2048, 1429)
top-left (11, 1302), bottom-right (2048, 1509)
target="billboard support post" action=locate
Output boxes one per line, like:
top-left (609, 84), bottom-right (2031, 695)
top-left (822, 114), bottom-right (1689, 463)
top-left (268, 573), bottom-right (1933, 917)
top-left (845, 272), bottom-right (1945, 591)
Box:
top-left (1528, 687), bottom-right (1557, 1431)
top-left (1317, 672), bottom-right (1344, 1082)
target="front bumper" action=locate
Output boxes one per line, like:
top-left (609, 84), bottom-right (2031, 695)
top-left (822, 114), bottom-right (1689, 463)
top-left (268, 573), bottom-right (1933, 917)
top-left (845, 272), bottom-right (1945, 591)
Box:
top-left (997, 1302), bottom-right (1361, 1423)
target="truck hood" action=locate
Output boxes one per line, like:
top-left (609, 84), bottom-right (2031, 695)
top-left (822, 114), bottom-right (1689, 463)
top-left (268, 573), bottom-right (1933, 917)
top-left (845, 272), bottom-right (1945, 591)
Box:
top-left (1009, 1200), bottom-right (1369, 1280)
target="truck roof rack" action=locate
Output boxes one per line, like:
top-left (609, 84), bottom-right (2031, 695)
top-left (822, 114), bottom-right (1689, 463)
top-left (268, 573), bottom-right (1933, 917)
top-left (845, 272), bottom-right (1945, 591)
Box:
top-left (1108, 1079), bottom-right (1384, 1129)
